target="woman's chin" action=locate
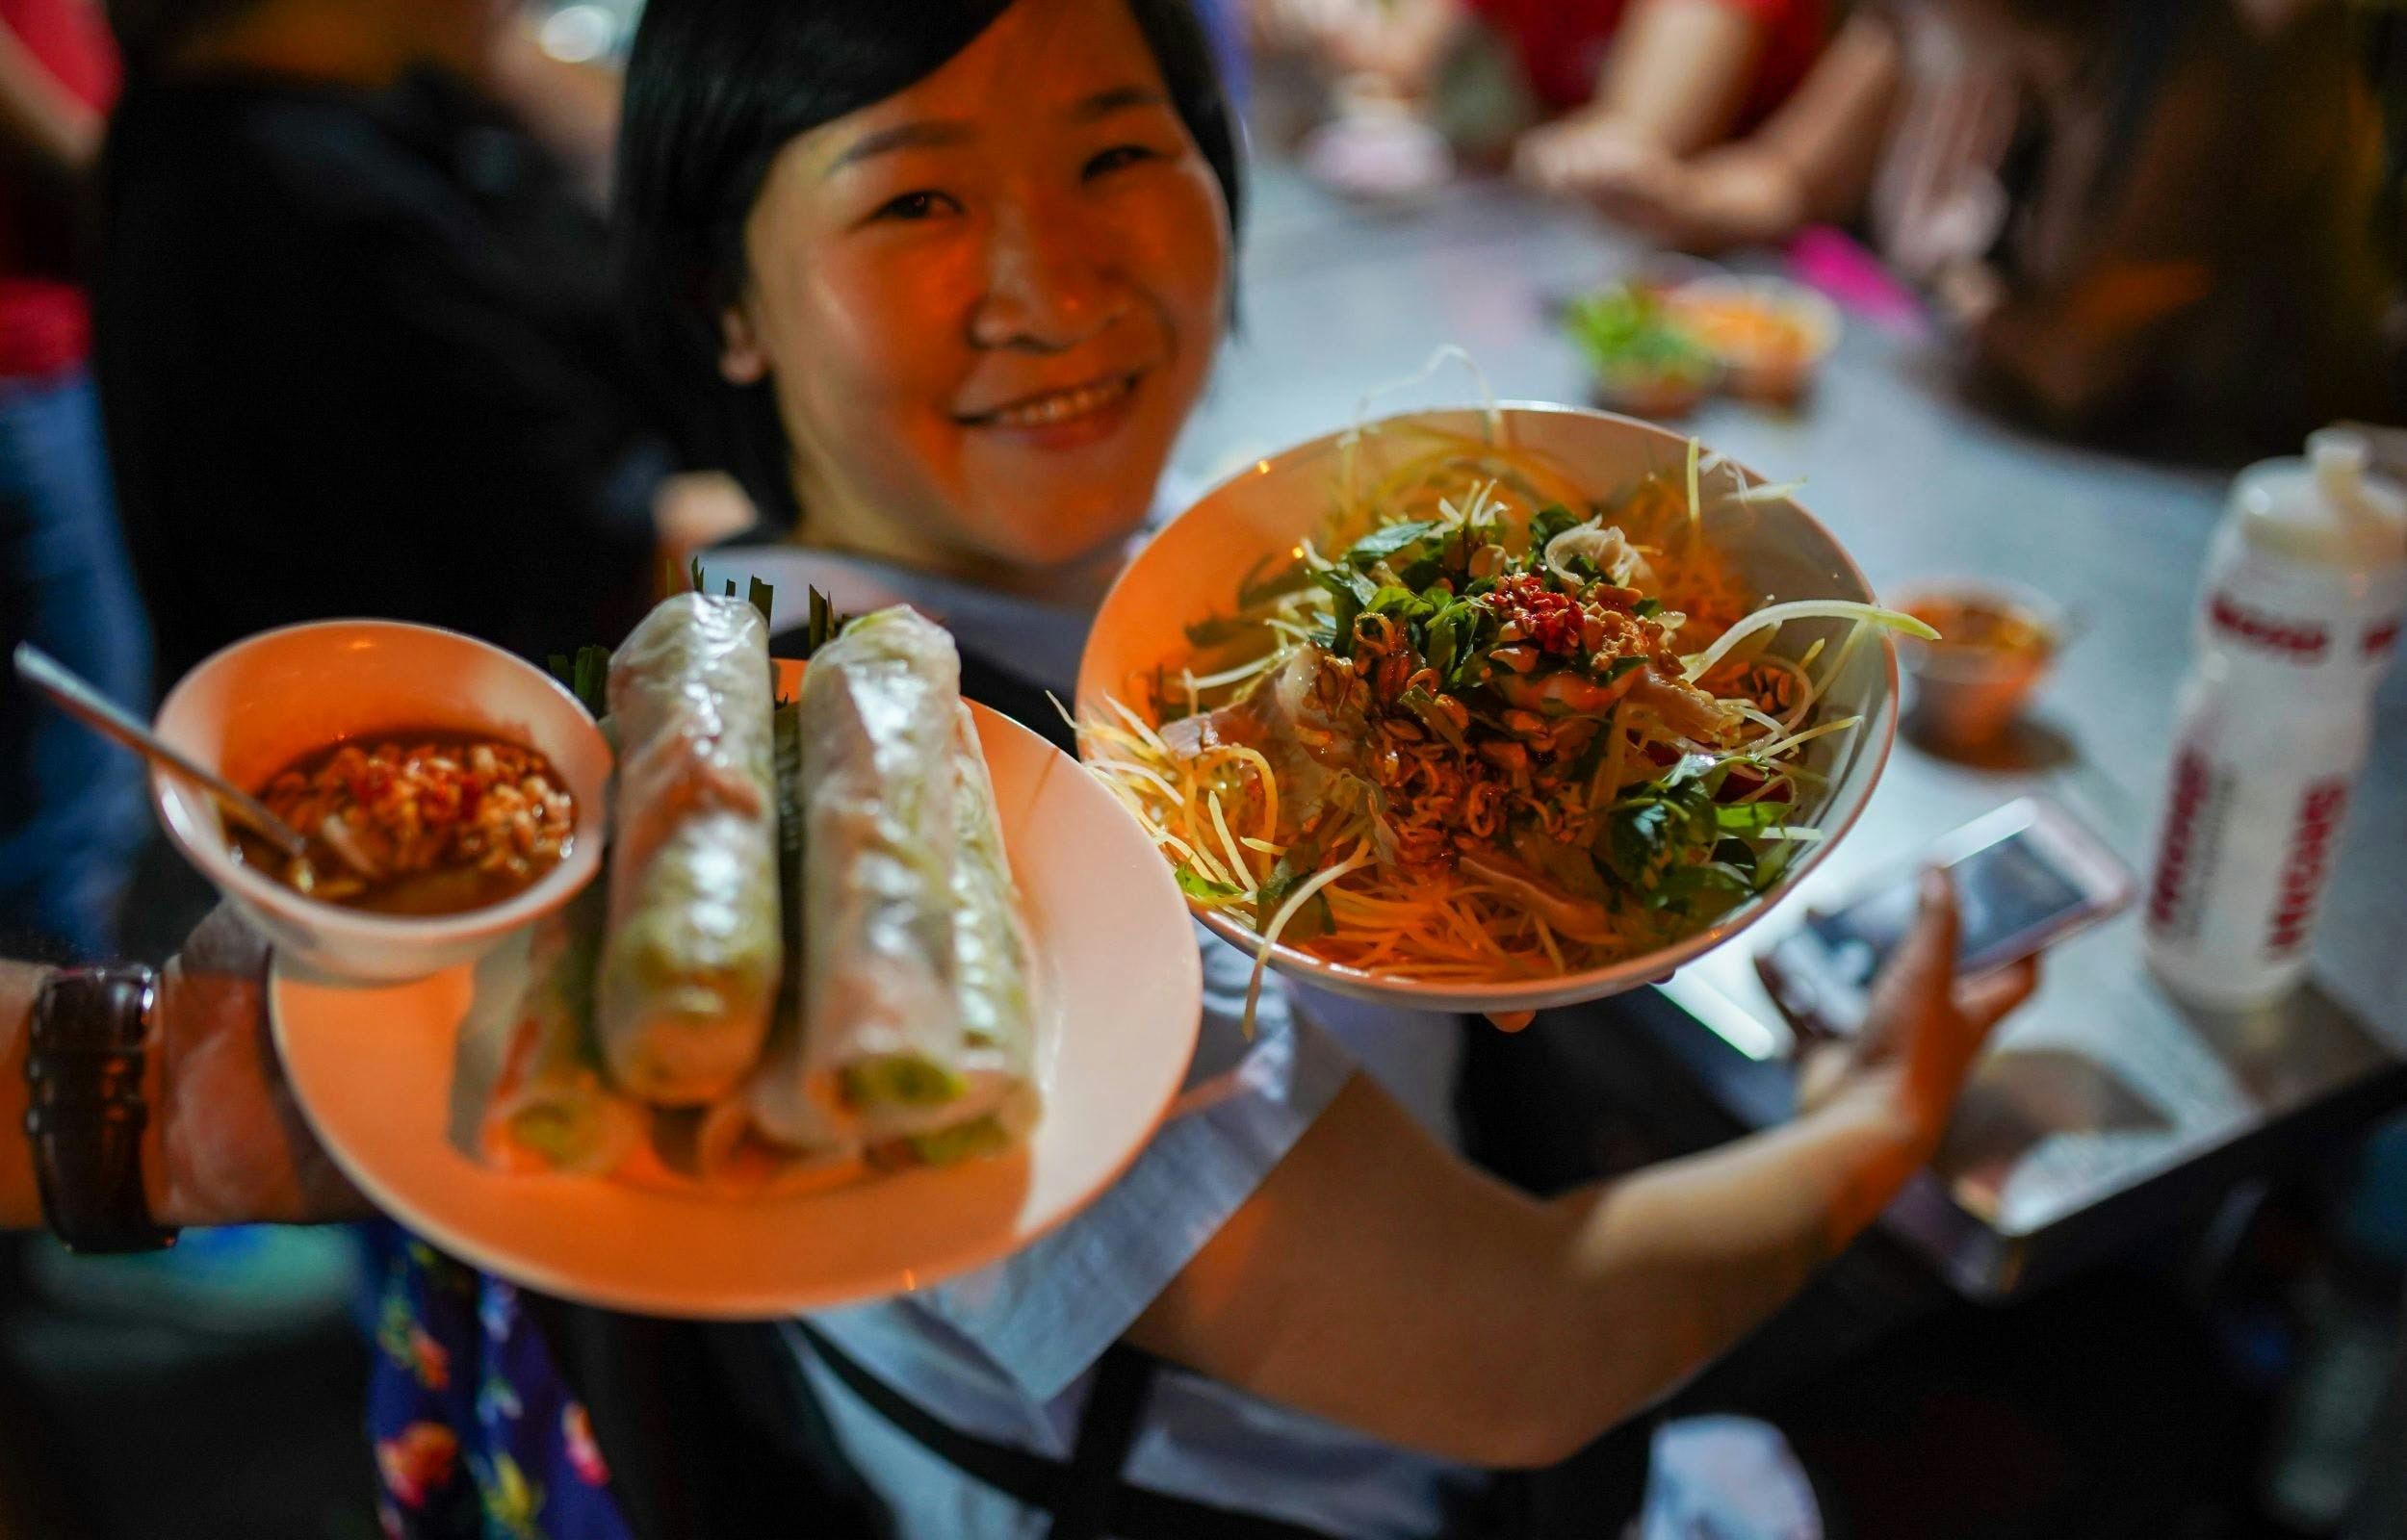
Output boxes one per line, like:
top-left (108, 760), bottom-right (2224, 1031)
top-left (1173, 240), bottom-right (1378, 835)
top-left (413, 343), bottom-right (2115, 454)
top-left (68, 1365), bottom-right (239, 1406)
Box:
top-left (962, 495), bottom-right (1153, 576)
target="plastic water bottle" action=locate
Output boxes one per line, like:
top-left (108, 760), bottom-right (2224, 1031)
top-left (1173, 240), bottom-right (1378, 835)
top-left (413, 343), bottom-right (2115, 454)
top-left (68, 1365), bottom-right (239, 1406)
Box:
top-left (2143, 429), bottom-right (2407, 1010)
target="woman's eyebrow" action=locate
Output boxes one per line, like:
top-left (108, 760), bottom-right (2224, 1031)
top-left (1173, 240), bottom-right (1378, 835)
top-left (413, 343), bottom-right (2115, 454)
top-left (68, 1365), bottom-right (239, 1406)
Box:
top-left (825, 120), bottom-right (976, 177)
top-left (1068, 85), bottom-right (1170, 122)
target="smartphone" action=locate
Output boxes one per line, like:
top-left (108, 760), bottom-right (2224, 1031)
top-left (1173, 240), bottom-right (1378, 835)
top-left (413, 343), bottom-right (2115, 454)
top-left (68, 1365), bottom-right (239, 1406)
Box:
top-left (1756, 797), bottom-right (2135, 1036)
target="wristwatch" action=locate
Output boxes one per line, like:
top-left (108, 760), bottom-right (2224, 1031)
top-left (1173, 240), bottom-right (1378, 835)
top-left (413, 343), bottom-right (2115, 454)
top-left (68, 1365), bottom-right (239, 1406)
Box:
top-left (24, 964), bottom-right (178, 1253)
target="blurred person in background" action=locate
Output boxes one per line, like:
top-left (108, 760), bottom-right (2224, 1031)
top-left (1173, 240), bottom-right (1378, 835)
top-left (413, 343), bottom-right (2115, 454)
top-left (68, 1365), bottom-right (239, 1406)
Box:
top-left (1560, 0), bottom-right (2400, 451)
top-left (0, 0), bottom-right (147, 965)
top-left (1255, 0), bottom-right (1826, 175)
top-left (92, 0), bottom-right (755, 697)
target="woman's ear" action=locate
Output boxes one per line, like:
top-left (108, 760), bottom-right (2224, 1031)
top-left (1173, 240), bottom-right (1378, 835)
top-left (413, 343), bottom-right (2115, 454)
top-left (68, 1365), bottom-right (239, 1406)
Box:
top-left (719, 301), bottom-right (769, 386)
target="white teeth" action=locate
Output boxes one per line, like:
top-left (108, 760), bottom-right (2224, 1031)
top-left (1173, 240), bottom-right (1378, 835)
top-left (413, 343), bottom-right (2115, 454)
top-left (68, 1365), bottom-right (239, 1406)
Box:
top-left (988, 376), bottom-right (1130, 428)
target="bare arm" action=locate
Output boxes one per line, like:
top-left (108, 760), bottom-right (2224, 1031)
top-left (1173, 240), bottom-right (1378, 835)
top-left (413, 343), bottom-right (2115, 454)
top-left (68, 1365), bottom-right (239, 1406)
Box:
top-left (0, 21), bottom-right (101, 177)
top-left (0, 908), bottom-right (368, 1237)
top-left (0, 962), bottom-right (50, 1227)
top-left (1521, 11), bottom-right (1901, 251)
top-left (1132, 871), bottom-right (2032, 1468)
top-left (1591, 0), bottom-right (1766, 155)
top-left (1730, 9), bottom-right (1902, 228)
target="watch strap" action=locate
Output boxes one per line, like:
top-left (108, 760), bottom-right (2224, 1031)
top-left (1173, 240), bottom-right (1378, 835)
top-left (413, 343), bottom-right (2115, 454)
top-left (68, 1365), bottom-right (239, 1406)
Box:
top-left (25, 964), bottom-right (178, 1253)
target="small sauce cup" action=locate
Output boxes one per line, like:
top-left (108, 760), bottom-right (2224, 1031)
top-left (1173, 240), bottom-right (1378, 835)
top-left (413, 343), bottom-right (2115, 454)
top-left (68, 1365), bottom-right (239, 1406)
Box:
top-left (1893, 581), bottom-right (2065, 751)
top-left (151, 620), bottom-right (611, 982)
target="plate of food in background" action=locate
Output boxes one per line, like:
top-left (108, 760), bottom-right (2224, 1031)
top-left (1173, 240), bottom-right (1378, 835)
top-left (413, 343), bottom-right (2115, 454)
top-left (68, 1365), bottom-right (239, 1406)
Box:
top-left (1566, 276), bottom-right (1839, 415)
top-left (156, 598), bottom-right (1201, 1318)
top-left (1075, 403), bottom-right (1927, 1017)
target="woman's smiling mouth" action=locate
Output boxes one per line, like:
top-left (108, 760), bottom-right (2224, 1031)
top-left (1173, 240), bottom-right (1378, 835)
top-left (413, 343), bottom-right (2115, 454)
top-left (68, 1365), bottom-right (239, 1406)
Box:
top-left (958, 372), bottom-right (1144, 443)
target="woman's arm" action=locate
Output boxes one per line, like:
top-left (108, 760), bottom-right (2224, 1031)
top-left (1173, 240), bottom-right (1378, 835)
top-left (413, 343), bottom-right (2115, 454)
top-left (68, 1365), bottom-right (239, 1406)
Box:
top-left (1537, 11), bottom-right (1901, 252)
top-left (0, 909), bottom-right (368, 1235)
top-left (0, 962), bottom-right (52, 1227)
top-left (1131, 871), bottom-right (2032, 1468)
top-left (1591, 0), bottom-right (1768, 155)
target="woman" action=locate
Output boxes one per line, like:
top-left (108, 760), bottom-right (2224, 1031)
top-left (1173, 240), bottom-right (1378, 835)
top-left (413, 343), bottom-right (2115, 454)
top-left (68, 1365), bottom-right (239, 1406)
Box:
top-left (6, 3), bottom-right (2035, 1536)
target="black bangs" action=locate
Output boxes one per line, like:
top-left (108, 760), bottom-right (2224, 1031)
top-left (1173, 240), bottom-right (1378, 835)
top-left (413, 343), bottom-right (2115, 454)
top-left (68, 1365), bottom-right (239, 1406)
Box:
top-left (613, 0), bottom-right (1242, 524)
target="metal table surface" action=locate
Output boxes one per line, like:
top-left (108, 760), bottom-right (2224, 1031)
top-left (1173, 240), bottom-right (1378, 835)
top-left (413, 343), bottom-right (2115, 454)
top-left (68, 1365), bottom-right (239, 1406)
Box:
top-left (1170, 159), bottom-right (2407, 1300)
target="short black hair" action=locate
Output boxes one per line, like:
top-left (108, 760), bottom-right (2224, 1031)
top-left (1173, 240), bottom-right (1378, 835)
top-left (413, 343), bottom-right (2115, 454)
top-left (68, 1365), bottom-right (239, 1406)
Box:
top-left (615, 0), bottom-right (1243, 522)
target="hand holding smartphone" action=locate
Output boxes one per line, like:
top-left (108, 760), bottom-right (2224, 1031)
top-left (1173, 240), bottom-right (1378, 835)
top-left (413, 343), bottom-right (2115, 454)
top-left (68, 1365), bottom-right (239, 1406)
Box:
top-left (1757, 797), bottom-right (2135, 1038)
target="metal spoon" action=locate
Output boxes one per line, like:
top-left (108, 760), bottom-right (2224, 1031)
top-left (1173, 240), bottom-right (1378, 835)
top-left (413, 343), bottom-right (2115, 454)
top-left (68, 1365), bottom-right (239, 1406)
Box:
top-left (12, 641), bottom-right (313, 863)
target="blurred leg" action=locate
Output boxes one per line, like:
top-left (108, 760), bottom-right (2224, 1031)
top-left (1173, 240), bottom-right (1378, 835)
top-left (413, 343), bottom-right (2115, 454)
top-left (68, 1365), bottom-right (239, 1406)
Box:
top-left (0, 368), bottom-right (151, 962)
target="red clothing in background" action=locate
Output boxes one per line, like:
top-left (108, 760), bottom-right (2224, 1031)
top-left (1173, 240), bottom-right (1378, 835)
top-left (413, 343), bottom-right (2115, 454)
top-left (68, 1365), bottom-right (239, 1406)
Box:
top-left (1467, 0), bottom-right (1825, 125)
top-left (0, 0), bottom-right (118, 380)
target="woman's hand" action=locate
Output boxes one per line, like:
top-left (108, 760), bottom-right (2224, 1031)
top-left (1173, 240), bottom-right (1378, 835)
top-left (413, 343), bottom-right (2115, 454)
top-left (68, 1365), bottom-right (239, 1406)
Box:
top-left (150, 905), bottom-right (371, 1227)
top-left (1514, 112), bottom-right (1666, 198)
top-left (1532, 137), bottom-right (1805, 256)
top-left (1797, 868), bottom-right (2037, 1154)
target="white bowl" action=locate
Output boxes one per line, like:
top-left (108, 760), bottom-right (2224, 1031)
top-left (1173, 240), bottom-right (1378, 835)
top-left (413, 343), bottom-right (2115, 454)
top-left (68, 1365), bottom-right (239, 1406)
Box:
top-left (1077, 404), bottom-right (1900, 1014)
top-left (151, 620), bottom-right (612, 983)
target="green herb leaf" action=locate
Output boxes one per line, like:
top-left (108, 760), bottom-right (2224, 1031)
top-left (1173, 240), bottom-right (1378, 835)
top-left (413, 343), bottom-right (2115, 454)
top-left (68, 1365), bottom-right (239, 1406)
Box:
top-left (1713, 799), bottom-right (1796, 834)
top-left (1634, 598), bottom-right (1665, 619)
top-left (571, 645), bottom-right (611, 717)
top-left (1531, 503), bottom-right (1582, 547)
top-left (1177, 866), bottom-right (1245, 905)
top-left (1344, 519), bottom-right (1444, 569)
top-left (1314, 566), bottom-right (1380, 657)
top-left (1599, 655), bottom-right (1647, 684)
top-left (1235, 553), bottom-right (1313, 610)
top-left (797, 587), bottom-right (850, 657)
top-left (1653, 860), bottom-right (1755, 914)
top-left (1183, 613), bottom-right (1249, 651)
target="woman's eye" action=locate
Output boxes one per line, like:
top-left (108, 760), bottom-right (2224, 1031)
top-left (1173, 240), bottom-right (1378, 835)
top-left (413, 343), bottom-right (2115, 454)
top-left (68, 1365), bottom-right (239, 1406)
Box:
top-left (870, 190), bottom-right (959, 223)
top-left (1083, 144), bottom-right (1160, 179)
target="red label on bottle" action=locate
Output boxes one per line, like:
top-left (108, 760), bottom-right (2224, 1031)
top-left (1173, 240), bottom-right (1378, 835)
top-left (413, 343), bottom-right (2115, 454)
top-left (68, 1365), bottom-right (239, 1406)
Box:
top-left (2208, 592), bottom-right (2330, 661)
top-left (2148, 747), bottom-right (2216, 938)
top-left (2366, 617), bottom-right (2401, 658)
top-left (2265, 778), bottom-right (2350, 955)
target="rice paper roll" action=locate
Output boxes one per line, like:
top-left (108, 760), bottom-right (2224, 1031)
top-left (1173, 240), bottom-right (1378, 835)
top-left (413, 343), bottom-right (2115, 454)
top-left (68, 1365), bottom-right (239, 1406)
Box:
top-left (597, 593), bottom-right (781, 1105)
top-left (860, 702), bottom-right (1042, 1165)
top-left (745, 606), bottom-right (960, 1153)
top-left (473, 886), bottom-right (645, 1176)
top-left (699, 703), bottom-right (860, 1185)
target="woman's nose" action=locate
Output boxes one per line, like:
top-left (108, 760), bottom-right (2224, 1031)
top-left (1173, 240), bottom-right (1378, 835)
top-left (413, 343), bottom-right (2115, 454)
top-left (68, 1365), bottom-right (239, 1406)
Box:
top-left (968, 201), bottom-right (1128, 352)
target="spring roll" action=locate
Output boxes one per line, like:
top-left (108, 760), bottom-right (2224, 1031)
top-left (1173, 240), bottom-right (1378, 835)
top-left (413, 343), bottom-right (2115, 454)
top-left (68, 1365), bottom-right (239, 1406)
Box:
top-left (473, 886), bottom-right (646, 1176)
top-left (861, 702), bottom-right (1043, 1166)
top-left (597, 593), bottom-right (781, 1105)
top-left (742, 606), bottom-right (961, 1154)
top-left (693, 703), bottom-right (858, 1189)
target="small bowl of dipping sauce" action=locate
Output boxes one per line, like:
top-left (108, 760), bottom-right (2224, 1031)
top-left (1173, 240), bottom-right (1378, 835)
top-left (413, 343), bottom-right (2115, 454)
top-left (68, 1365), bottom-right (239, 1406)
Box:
top-left (1892, 581), bottom-right (2065, 750)
top-left (152, 620), bottom-right (610, 982)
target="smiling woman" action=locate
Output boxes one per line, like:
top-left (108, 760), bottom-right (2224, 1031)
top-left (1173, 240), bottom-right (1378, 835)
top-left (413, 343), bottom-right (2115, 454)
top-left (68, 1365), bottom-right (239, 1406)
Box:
top-left (619, 0), bottom-right (1239, 581)
top-left (287, 3), bottom-right (2044, 1538)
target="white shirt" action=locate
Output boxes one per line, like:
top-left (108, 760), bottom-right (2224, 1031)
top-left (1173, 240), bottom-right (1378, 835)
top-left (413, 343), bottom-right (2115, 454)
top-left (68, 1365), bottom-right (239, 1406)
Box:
top-left (700, 544), bottom-right (1480, 1539)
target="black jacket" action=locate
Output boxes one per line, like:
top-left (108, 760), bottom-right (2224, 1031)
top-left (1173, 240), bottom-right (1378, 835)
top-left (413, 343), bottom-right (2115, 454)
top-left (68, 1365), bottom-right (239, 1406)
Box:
top-left (95, 68), bottom-right (667, 683)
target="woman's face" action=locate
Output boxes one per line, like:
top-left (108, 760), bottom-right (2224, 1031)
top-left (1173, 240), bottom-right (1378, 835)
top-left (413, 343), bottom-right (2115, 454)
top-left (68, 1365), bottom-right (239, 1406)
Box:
top-left (721, 0), bottom-right (1231, 576)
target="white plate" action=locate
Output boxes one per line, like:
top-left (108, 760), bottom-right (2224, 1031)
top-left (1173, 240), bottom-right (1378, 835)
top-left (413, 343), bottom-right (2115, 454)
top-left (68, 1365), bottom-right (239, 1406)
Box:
top-left (1077, 404), bottom-right (1900, 1015)
top-left (274, 682), bottom-right (1203, 1318)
